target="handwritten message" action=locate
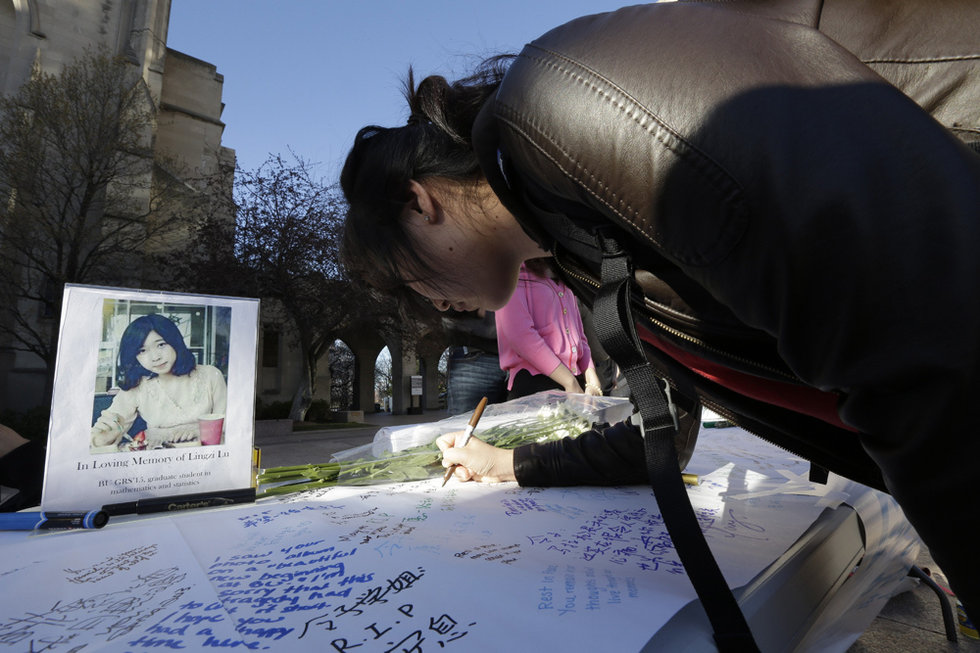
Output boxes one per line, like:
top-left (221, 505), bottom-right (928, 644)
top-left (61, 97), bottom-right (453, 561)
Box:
top-left (0, 524), bottom-right (246, 651)
top-left (0, 428), bottom-right (911, 652)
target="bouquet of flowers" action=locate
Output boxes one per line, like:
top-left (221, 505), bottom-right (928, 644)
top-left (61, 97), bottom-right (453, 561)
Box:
top-left (256, 392), bottom-right (630, 497)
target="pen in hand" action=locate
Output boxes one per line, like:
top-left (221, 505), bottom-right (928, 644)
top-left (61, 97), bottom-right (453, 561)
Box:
top-left (442, 396), bottom-right (488, 487)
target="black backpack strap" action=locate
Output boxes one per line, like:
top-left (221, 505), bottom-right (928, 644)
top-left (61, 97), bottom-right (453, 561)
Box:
top-left (591, 232), bottom-right (759, 653)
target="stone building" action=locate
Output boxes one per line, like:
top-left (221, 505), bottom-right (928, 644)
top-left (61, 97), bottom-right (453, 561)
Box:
top-left (0, 0), bottom-right (447, 421)
top-left (0, 0), bottom-right (235, 412)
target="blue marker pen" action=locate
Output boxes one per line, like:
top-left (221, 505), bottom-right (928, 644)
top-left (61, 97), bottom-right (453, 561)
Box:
top-left (0, 510), bottom-right (109, 531)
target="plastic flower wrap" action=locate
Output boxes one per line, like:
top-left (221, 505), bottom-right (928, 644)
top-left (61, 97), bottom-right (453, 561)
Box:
top-left (256, 391), bottom-right (631, 497)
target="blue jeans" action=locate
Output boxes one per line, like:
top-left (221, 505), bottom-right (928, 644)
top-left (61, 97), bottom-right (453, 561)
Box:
top-left (447, 348), bottom-right (508, 416)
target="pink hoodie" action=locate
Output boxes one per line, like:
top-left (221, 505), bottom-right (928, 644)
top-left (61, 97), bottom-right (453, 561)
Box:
top-left (495, 264), bottom-right (594, 390)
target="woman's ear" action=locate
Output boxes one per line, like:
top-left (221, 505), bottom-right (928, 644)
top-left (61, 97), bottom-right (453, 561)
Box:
top-left (406, 179), bottom-right (439, 224)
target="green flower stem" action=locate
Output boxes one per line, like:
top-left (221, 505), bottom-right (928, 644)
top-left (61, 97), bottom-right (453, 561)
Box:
top-left (256, 408), bottom-right (591, 498)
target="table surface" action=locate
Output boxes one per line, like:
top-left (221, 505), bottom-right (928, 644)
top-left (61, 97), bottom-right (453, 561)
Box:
top-left (0, 425), bottom-right (918, 652)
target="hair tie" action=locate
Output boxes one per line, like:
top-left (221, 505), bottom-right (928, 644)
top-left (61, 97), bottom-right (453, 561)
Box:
top-left (406, 112), bottom-right (429, 127)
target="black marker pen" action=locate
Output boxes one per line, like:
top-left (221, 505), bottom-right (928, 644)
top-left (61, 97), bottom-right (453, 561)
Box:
top-left (102, 487), bottom-right (256, 516)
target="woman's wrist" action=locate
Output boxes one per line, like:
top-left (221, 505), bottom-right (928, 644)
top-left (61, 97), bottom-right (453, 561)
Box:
top-left (494, 448), bottom-right (517, 482)
top-left (549, 365), bottom-right (579, 392)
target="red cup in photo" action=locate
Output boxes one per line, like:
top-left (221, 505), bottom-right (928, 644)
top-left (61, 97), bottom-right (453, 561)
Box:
top-left (198, 414), bottom-right (224, 446)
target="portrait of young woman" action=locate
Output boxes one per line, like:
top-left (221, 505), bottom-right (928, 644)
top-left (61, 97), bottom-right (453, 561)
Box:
top-left (90, 304), bottom-right (229, 452)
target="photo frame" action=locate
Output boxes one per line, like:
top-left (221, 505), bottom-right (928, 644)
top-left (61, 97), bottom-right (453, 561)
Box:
top-left (41, 285), bottom-right (260, 511)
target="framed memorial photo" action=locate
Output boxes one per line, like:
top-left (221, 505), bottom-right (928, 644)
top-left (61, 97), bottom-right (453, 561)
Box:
top-left (41, 285), bottom-right (260, 511)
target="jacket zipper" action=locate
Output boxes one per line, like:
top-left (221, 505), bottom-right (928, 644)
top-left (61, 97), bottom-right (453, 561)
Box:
top-left (698, 397), bottom-right (796, 456)
top-left (553, 255), bottom-right (799, 382)
top-left (551, 256), bottom-right (869, 484)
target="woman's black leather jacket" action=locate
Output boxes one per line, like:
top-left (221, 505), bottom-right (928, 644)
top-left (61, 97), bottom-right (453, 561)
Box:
top-left (472, 0), bottom-right (980, 618)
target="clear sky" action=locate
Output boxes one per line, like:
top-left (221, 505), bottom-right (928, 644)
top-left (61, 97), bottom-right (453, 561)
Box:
top-left (167, 0), bottom-right (634, 184)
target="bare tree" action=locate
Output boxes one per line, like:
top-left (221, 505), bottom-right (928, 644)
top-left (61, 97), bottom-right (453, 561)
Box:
top-left (0, 47), bottom-right (195, 402)
top-left (233, 153), bottom-right (356, 420)
top-left (329, 339), bottom-right (355, 410)
top-left (166, 152), bottom-right (420, 421)
top-left (375, 348), bottom-right (393, 410)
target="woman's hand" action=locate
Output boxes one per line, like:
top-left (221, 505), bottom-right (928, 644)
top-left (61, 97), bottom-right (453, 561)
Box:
top-left (584, 367), bottom-right (603, 396)
top-left (436, 431), bottom-right (516, 483)
top-left (549, 364), bottom-right (584, 393)
top-left (144, 425), bottom-right (198, 448)
top-left (91, 425), bottom-right (122, 448)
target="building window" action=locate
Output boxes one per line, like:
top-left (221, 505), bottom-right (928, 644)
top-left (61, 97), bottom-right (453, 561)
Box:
top-left (262, 328), bottom-right (280, 368)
